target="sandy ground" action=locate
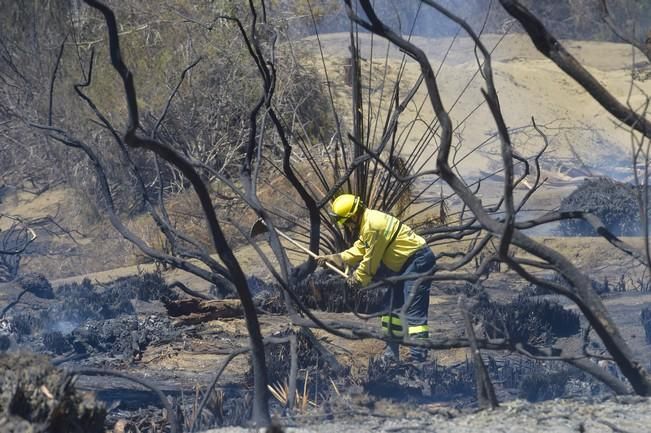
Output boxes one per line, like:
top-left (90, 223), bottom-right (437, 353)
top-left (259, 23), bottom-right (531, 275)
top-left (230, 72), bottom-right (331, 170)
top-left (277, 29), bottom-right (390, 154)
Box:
top-left (298, 32), bottom-right (651, 210)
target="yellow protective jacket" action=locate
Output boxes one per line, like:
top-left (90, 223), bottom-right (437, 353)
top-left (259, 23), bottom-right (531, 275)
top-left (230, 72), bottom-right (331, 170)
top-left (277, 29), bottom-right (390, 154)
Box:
top-left (340, 209), bottom-right (426, 286)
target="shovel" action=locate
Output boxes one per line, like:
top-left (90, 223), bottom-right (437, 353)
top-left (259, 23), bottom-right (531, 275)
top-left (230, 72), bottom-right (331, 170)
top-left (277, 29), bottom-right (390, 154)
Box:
top-left (250, 219), bottom-right (348, 278)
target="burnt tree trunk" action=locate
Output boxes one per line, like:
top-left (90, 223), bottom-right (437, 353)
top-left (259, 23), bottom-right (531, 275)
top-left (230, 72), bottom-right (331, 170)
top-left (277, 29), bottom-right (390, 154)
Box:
top-left (82, 0), bottom-right (271, 426)
top-left (163, 298), bottom-right (250, 325)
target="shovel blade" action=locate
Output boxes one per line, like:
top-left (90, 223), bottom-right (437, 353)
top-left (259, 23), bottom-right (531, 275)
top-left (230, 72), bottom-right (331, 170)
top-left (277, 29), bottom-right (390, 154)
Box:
top-left (249, 219), bottom-right (269, 238)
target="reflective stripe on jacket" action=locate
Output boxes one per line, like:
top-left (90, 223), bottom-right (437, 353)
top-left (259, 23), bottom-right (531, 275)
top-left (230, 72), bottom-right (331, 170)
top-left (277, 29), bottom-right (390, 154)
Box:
top-left (340, 209), bottom-right (426, 286)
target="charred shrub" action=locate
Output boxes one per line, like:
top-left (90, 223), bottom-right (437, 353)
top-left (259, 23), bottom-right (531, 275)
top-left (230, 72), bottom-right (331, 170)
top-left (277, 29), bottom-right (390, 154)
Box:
top-left (71, 315), bottom-right (175, 359)
top-left (0, 335), bottom-right (10, 351)
top-left (641, 307), bottom-right (651, 344)
top-left (19, 273), bottom-right (54, 299)
top-left (0, 352), bottom-right (105, 432)
top-left (367, 355), bottom-right (603, 403)
top-left (438, 281), bottom-right (484, 297)
top-left (0, 231), bottom-right (21, 283)
top-left (53, 272), bottom-right (173, 322)
top-left (427, 360), bottom-right (476, 398)
top-left (11, 313), bottom-right (33, 336)
top-left (460, 282), bottom-right (484, 298)
top-left (486, 357), bottom-right (575, 395)
top-left (10, 312), bottom-right (44, 337)
top-left (247, 328), bottom-right (350, 405)
top-left (521, 282), bottom-right (553, 297)
top-left (522, 274), bottom-right (610, 296)
top-left (246, 276), bottom-right (278, 297)
top-left (209, 283), bottom-right (236, 299)
top-left (293, 269), bottom-right (384, 313)
top-left (560, 178), bottom-right (641, 236)
top-left (519, 369), bottom-right (572, 401)
top-left (42, 331), bottom-right (72, 355)
top-left (472, 293), bottom-right (580, 345)
top-left (188, 390), bottom-right (252, 429)
top-left (249, 330), bottom-right (348, 383)
top-left (517, 365), bottom-right (599, 402)
top-left (366, 358), bottom-right (475, 400)
top-left (54, 278), bottom-right (133, 322)
top-left (104, 272), bottom-right (174, 302)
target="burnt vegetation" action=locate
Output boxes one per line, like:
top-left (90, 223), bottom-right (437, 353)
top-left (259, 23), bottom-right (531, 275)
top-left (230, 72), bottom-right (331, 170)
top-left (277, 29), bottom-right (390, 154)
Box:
top-left (641, 307), bottom-right (651, 345)
top-left (0, 353), bottom-right (106, 433)
top-left (52, 273), bottom-right (175, 322)
top-left (292, 269), bottom-right (386, 313)
top-left (2, 273), bottom-right (179, 359)
top-left (560, 178), bottom-right (643, 236)
top-left (1, 0), bottom-right (651, 431)
top-left (471, 293), bottom-right (581, 346)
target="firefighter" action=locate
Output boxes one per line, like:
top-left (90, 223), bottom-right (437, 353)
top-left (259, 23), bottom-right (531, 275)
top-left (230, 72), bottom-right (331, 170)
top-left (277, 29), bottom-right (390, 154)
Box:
top-left (316, 194), bottom-right (436, 362)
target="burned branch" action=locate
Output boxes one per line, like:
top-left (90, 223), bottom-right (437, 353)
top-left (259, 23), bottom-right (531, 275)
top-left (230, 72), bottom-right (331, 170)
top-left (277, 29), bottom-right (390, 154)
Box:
top-left (459, 296), bottom-right (498, 409)
top-left (347, 0), bottom-right (651, 396)
top-left (5, 0), bottom-right (651, 429)
top-left (499, 0), bottom-right (651, 136)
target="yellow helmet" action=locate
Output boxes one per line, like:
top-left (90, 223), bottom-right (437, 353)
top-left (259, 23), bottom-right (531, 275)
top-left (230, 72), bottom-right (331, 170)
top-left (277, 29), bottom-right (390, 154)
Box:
top-left (330, 194), bottom-right (362, 225)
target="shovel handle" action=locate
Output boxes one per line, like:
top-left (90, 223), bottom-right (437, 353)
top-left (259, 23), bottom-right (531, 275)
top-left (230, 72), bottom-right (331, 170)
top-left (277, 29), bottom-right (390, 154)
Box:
top-left (274, 229), bottom-right (348, 278)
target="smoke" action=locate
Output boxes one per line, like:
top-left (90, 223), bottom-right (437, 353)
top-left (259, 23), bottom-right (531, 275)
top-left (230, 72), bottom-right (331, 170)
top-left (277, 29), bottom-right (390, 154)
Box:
top-left (304, 0), bottom-right (504, 38)
top-left (52, 320), bottom-right (78, 335)
top-left (284, 0), bottom-right (651, 43)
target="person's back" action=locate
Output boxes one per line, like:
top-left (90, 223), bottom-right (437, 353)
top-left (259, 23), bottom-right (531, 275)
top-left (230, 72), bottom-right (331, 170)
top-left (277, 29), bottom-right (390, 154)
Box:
top-left (340, 208), bottom-right (426, 285)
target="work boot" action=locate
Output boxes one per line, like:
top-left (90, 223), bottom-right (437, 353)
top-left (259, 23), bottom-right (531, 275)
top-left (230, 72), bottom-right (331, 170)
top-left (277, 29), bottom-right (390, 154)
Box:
top-left (381, 342), bottom-right (400, 363)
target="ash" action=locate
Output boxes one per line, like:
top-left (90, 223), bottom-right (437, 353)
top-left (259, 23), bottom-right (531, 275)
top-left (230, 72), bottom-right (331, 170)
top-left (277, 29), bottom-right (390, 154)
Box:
top-left (0, 271), bottom-right (630, 432)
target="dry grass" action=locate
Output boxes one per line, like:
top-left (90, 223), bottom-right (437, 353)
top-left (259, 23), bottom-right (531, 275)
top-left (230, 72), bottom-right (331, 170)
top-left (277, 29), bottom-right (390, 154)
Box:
top-left (267, 370), bottom-right (317, 411)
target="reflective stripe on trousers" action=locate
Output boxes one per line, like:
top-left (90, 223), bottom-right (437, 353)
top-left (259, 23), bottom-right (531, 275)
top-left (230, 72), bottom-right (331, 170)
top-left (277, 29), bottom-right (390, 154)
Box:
top-left (381, 313), bottom-right (429, 338)
top-left (378, 246), bottom-right (435, 353)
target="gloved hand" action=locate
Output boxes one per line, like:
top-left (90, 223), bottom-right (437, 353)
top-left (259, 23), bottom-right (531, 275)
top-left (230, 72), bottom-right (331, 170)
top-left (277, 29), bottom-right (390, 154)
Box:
top-left (315, 253), bottom-right (344, 269)
top-left (345, 274), bottom-right (362, 290)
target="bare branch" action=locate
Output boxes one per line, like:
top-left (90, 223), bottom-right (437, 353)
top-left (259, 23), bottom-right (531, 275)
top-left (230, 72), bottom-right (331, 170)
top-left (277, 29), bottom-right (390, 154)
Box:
top-left (499, 0), bottom-right (651, 136)
top-left (598, 0), bottom-right (651, 63)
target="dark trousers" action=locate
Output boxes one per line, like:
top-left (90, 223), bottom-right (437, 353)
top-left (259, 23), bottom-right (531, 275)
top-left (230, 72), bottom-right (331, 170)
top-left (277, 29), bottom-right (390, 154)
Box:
top-left (377, 247), bottom-right (435, 361)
